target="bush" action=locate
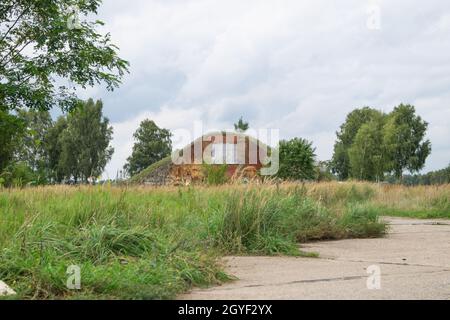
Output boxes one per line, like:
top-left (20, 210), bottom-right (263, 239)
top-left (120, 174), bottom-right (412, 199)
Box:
top-left (0, 162), bottom-right (42, 188)
top-left (277, 138), bottom-right (316, 181)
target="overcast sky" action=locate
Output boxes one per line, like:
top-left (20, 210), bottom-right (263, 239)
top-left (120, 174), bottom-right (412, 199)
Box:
top-left (78, 0), bottom-right (450, 178)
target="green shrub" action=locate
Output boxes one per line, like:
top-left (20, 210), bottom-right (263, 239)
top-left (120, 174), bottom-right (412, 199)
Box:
top-left (0, 162), bottom-right (46, 188)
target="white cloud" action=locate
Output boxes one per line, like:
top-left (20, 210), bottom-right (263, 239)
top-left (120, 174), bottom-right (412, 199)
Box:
top-left (91, 0), bottom-right (450, 177)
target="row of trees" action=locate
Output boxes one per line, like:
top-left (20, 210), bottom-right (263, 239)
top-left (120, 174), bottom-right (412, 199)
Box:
top-left (0, 103), bottom-right (440, 186)
top-left (0, 99), bottom-right (113, 186)
top-left (1, 0), bottom-right (126, 186)
top-left (331, 104), bottom-right (431, 182)
top-left (390, 164), bottom-right (450, 186)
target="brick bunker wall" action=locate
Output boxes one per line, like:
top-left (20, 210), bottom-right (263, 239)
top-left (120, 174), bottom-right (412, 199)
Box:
top-left (142, 163), bottom-right (260, 186)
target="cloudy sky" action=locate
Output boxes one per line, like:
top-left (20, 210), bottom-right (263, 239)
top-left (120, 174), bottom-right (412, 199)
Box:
top-left (78, 0), bottom-right (450, 178)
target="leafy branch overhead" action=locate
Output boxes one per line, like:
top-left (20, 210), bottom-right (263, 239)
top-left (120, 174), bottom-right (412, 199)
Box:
top-left (0, 0), bottom-right (129, 112)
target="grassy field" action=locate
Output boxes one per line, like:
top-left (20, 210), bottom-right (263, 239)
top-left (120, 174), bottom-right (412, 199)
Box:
top-left (0, 182), bottom-right (448, 299)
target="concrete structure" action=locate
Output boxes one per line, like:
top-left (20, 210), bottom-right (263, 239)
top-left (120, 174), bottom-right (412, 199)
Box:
top-left (137, 132), bottom-right (268, 185)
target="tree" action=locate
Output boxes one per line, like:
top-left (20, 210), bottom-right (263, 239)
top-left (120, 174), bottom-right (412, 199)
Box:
top-left (234, 116), bottom-right (249, 133)
top-left (124, 120), bottom-right (172, 176)
top-left (348, 118), bottom-right (387, 181)
top-left (331, 107), bottom-right (384, 180)
top-left (45, 116), bottom-right (68, 183)
top-left (389, 163), bottom-right (450, 186)
top-left (277, 138), bottom-right (316, 180)
top-left (0, 0), bottom-right (129, 112)
top-left (0, 109), bottom-right (24, 172)
top-left (15, 109), bottom-right (53, 182)
top-left (383, 104), bottom-right (431, 179)
top-left (423, 163), bottom-right (450, 185)
top-left (331, 104), bottom-right (431, 182)
top-left (58, 99), bottom-right (113, 183)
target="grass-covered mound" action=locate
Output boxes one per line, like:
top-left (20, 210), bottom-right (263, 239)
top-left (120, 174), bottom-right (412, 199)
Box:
top-left (128, 156), bottom-right (172, 184)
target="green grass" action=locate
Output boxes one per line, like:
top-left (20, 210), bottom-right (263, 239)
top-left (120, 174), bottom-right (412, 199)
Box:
top-left (0, 183), bottom-right (391, 299)
top-left (305, 182), bottom-right (450, 219)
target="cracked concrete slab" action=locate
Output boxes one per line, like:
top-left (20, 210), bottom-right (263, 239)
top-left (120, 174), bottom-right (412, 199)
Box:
top-left (180, 217), bottom-right (450, 300)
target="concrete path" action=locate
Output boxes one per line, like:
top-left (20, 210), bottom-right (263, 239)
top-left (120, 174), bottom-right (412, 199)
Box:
top-left (180, 217), bottom-right (450, 300)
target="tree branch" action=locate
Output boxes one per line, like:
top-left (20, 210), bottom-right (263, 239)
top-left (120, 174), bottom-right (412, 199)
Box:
top-left (0, 38), bottom-right (33, 69)
top-left (0, 7), bottom-right (28, 44)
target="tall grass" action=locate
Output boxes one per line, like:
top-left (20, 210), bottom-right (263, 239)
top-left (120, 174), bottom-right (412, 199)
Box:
top-left (370, 183), bottom-right (450, 218)
top-left (5, 182), bottom-right (441, 299)
top-left (301, 181), bottom-right (450, 218)
top-left (202, 164), bottom-right (229, 185)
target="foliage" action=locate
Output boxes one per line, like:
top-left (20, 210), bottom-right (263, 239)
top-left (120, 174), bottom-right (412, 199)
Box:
top-left (348, 116), bottom-right (387, 181)
top-left (331, 104), bottom-right (431, 181)
top-left (0, 182), bottom-right (388, 299)
top-left (0, 0), bottom-right (129, 112)
top-left (124, 120), bottom-right (172, 176)
top-left (1, 109), bottom-right (54, 185)
top-left (277, 138), bottom-right (316, 180)
top-left (331, 107), bottom-right (384, 180)
top-left (314, 160), bottom-right (335, 182)
top-left (233, 116), bottom-right (249, 133)
top-left (0, 109), bottom-right (24, 172)
top-left (383, 104), bottom-right (431, 179)
top-left (45, 116), bottom-right (68, 182)
top-left (15, 109), bottom-right (53, 177)
top-left (388, 163), bottom-right (450, 186)
top-left (0, 161), bottom-right (40, 187)
top-left (58, 99), bottom-right (113, 183)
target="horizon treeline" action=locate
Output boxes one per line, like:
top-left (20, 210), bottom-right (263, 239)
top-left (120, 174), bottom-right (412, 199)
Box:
top-left (0, 99), bottom-right (113, 187)
top-left (1, 100), bottom-right (449, 187)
